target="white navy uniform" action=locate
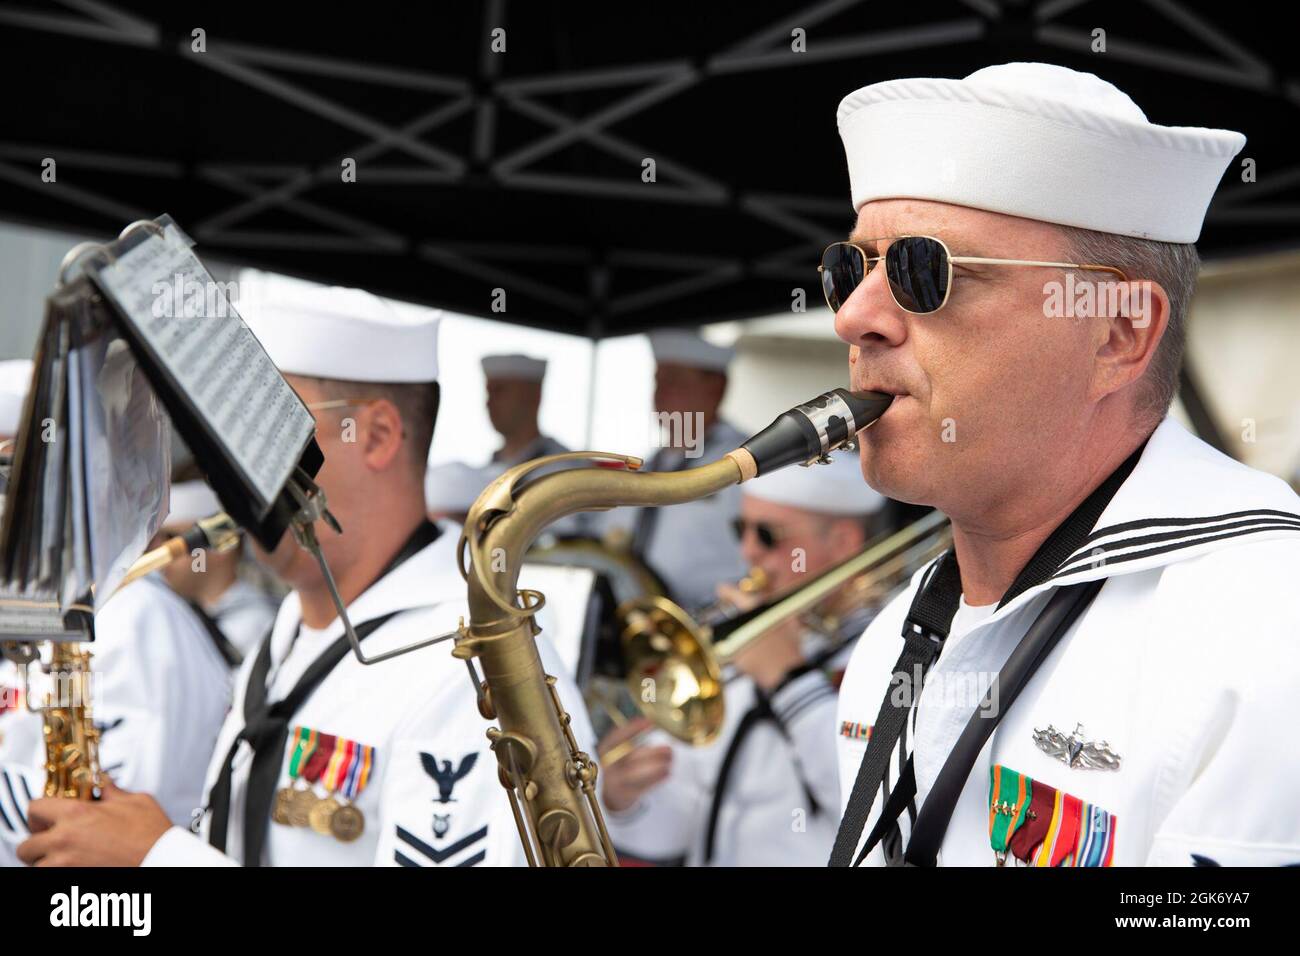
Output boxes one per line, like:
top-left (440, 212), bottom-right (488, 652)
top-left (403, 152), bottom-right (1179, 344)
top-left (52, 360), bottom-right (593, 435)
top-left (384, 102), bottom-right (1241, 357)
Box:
top-left (606, 631), bottom-right (859, 867)
top-left (142, 522), bottom-right (597, 867)
top-left (836, 419), bottom-right (1300, 866)
top-left (203, 578), bottom-right (279, 660)
top-left (602, 420), bottom-right (748, 611)
top-left (0, 576), bottom-right (231, 860)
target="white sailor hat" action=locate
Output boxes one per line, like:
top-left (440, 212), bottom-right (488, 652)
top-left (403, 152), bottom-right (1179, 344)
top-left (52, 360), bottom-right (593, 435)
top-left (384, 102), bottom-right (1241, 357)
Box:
top-left (837, 62), bottom-right (1246, 242)
top-left (649, 330), bottom-right (734, 373)
top-left (0, 359), bottom-right (33, 437)
top-left (164, 480), bottom-right (222, 527)
top-left (481, 354), bottom-right (547, 383)
top-left (239, 272), bottom-right (440, 383)
top-left (744, 452), bottom-right (885, 517)
top-left (425, 461), bottom-right (491, 515)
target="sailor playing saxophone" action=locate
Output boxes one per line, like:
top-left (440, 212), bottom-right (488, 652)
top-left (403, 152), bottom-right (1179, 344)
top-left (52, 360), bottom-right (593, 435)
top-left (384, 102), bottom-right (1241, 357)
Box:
top-left (600, 454), bottom-right (886, 866)
top-left (1, 373), bottom-right (231, 864)
top-left (16, 279), bottom-right (595, 867)
top-left (827, 63), bottom-right (1300, 867)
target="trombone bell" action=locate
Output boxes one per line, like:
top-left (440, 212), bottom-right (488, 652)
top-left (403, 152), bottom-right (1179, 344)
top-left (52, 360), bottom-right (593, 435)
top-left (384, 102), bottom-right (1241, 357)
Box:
top-left (617, 596), bottom-right (724, 746)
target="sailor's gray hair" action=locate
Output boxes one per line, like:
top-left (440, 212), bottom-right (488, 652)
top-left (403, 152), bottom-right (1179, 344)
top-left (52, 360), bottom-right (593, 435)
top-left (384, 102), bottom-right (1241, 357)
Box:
top-left (1058, 225), bottom-right (1201, 427)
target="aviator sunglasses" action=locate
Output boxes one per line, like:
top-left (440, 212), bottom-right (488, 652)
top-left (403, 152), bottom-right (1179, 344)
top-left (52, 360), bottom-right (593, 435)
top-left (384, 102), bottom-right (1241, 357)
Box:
top-left (819, 236), bottom-right (1127, 315)
top-left (731, 517), bottom-right (786, 550)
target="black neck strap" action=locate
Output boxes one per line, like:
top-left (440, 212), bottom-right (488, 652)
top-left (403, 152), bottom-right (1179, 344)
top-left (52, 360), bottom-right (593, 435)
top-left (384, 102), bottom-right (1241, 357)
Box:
top-left (702, 693), bottom-right (773, 864)
top-left (901, 578), bottom-right (1104, 866)
top-left (828, 440), bottom-right (1146, 868)
top-left (701, 610), bottom-right (863, 864)
top-left (186, 599), bottom-right (244, 668)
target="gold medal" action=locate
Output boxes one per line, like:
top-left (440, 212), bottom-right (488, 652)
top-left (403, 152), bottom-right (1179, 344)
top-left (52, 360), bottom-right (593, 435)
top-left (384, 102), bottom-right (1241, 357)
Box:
top-left (281, 728), bottom-right (323, 828)
top-left (309, 795), bottom-right (340, 835)
top-left (329, 802), bottom-right (365, 842)
top-left (272, 787), bottom-right (295, 825)
top-left (288, 785), bottom-right (318, 828)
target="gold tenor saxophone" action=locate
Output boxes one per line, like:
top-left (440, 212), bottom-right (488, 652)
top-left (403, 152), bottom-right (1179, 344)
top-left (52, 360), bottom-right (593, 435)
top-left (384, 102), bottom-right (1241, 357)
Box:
top-left (32, 514), bottom-right (239, 797)
top-left (41, 641), bottom-right (103, 799)
top-left (456, 388), bottom-right (892, 867)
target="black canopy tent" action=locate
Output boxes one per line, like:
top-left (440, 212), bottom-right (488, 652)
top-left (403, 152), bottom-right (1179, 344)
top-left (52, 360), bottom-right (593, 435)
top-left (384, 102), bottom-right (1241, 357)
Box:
top-left (0, 0), bottom-right (1296, 340)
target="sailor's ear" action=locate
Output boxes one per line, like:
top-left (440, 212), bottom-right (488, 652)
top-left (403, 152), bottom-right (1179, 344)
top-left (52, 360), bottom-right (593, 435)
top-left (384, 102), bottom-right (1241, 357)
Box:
top-left (360, 398), bottom-right (405, 471)
top-left (1090, 278), bottom-right (1170, 402)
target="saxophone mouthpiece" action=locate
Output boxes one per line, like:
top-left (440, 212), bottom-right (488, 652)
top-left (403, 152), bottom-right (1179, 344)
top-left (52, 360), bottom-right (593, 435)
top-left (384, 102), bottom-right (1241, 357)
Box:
top-left (739, 388), bottom-right (892, 477)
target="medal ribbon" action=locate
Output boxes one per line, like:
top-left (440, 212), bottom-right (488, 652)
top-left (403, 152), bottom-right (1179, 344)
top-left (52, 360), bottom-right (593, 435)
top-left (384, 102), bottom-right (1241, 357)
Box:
top-left (286, 727), bottom-right (317, 781)
top-left (322, 737), bottom-right (375, 800)
top-left (1007, 781), bottom-right (1057, 864)
top-left (300, 732), bottom-right (335, 785)
top-left (1074, 801), bottom-right (1117, 867)
top-left (987, 765), bottom-right (1030, 857)
top-left (344, 742), bottom-right (373, 800)
top-left (1039, 791), bottom-right (1083, 866)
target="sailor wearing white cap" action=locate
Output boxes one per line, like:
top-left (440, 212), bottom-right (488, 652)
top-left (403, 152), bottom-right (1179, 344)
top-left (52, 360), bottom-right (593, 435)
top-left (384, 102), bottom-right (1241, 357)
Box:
top-left (159, 476), bottom-right (279, 661)
top-left (481, 353), bottom-right (569, 470)
top-left (826, 63), bottom-right (1300, 867)
top-left (599, 330), bottom-right (748, 611)
top-left (17, 277), bottom-right (595, 867)
top-left (600, 454), bottom-right (887, 866)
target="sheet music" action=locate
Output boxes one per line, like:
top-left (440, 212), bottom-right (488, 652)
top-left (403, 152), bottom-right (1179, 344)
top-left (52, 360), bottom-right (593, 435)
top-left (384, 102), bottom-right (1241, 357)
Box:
top-left (34, 319), bottom-right (69, 597)
top-left (89, 222), bottom-right (314, 513)
top-left (64, 343), bottom-right (90, 607)
top-left (77, 334), bottom-right (169, 607)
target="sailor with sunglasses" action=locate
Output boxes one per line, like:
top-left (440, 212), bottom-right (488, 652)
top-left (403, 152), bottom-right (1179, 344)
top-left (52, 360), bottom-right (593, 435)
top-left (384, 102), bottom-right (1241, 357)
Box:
top-left (599, 454), bottom-right (886, 866)
top-left (826, 63), bottom-right (1300, 867)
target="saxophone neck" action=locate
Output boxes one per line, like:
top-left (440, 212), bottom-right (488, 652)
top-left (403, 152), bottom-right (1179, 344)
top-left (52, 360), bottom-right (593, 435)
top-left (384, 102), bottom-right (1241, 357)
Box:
top-left (462, 453), bottom-right (745, 626)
